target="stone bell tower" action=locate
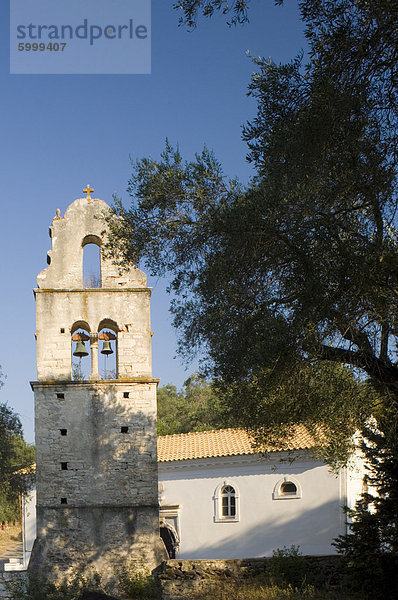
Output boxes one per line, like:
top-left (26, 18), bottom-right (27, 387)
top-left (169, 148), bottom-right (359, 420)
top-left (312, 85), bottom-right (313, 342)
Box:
top-left (29, 187), bottom-right (166, 584)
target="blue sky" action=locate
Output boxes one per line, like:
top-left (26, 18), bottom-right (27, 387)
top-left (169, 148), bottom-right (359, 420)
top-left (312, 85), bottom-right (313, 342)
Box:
top-left (0, 1), bottom-right (306, 443)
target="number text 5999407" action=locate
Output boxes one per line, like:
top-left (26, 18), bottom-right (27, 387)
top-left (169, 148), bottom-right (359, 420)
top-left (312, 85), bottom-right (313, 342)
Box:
top-left (18, 43), bottom-right (67, 51)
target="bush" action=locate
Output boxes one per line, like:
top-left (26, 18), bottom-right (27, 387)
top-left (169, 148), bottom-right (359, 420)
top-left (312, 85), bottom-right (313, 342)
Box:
top-left (118, 569), bottom-right (160, 599)
top-left (267, 546), bottom-right (308, 590)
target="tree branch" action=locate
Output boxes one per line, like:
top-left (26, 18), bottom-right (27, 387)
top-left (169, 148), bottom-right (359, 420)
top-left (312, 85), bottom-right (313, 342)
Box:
top-left (319, 343), bottom-right (398, 399)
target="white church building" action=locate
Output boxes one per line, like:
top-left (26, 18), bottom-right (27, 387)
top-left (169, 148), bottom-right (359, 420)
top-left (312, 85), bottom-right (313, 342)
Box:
top-left (158, 427), bottom-right (364, 559)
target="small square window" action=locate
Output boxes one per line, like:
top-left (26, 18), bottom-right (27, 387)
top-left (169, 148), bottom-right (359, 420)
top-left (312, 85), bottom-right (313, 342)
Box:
top-left (121, 426), bottom-right (129, 434)
top-left (61, 462), bottom-right (68, 470)
top-left (123, 392), bottom-right (130, 398)
top-left (60, 497), bottom-right (67, 504)
top-left (60, 328), bottom-right (65, 334)
top-left (56, 393), bottom-right (65, 400)
top-left (60, 429), bottom-right (67, 436)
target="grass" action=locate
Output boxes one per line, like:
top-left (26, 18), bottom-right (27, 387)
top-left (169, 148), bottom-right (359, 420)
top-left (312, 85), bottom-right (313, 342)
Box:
top-left (188, 582), bottom-right (360, 600)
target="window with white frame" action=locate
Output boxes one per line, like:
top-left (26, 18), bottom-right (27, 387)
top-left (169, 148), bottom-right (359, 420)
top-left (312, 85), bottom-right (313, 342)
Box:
top-left (273, 476), bottom-right (302, 500)
top-left (214, 481), bottom-right (240, 522)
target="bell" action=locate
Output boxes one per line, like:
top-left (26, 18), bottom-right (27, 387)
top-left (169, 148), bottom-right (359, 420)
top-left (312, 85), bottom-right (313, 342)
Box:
top-left (73, 340), bottom-right (89, 358)
top-left (101, 340), bottom-right (113, 355)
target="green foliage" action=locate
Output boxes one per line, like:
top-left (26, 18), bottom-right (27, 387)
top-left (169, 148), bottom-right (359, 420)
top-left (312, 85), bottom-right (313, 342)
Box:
top-left (218, 362), bottom-right (381, 467)
top-left (106, 5), bottom-right (398, 584)
top-left (0, 374), bottom-right (35, 522)
top-left (334, 418), bottom-right (398, 599)
top-left (106, 1), bottom-right (398, 462)
top-left (0, 435), bottom-right (35, 521)
top-left (118, 569), bottom-right (160, 599)
top-left (172, 1), bottom-right (284, 28)
top-left (157, 374), bottom-right (225, 434)
top-left (266, 546), bottom-right (307, 590)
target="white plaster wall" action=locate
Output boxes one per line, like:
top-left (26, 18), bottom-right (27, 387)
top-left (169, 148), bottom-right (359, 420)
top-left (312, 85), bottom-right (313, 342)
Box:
top-left (159, 453), bottom-right (347, 559)
top-left (346, 444), bottom-right (369, 514)
top-left (23, 488), bottom-right (36, 554)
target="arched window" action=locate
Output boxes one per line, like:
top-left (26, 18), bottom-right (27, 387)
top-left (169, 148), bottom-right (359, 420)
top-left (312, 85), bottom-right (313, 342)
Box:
top-left (221, 485), bottom-right (236, 518)
top-left (273, 477), bottom-right (302, 500)
top-left (83, 240), bottom-right (101, 288)
top-left (71, 322), bottom-right (91, 381)
top-left (98, 319), bottom-right (118, 379)
top-left (214, 481), bottom-right (240, 522)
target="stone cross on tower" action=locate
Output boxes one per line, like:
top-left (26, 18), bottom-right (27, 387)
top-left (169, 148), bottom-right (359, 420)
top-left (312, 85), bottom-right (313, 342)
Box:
top-left (29, 190), bottom-right (166, 588)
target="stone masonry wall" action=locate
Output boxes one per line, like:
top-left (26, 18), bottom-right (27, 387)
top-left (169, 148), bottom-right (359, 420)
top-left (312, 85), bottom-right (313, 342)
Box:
top-left (33, 381), bottom-right (158, 507)
top-left (35, 196), bottom-right (152, 381)
top-left (1, 557), bottom-right (345, 599)
top-left (30, 379), bottom-right (167, 584)
top-left (38, 197), bottom-right (146, 291)
top-left (35, 288), bottom-right (152, 380)
top-left (29, 193), bottom-right (168, 587)
top-left (30, 506), bottom-right (165, 585)
top-left (157, 557), bottom-right (345, 600)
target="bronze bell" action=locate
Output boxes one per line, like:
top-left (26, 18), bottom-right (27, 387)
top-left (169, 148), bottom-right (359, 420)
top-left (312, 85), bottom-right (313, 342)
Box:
top-left (101, 340), bottom-right (113, 355)
top-left (73, 340), bottom-right (89, 358)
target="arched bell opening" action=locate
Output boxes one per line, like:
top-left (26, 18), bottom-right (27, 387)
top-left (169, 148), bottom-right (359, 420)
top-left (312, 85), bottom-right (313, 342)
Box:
top-left (71, 323), bottom-right (91, 381)
top-left (98, 319), bottom-right (118, 379)
top-left (82, 236), bottom-right (102, 288)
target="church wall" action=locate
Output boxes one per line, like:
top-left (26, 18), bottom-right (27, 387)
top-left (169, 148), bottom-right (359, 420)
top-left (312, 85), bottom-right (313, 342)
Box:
top-left (159, 453), bottom-right (347, 558)
top-left (345, 444), bottom-right (371, 520)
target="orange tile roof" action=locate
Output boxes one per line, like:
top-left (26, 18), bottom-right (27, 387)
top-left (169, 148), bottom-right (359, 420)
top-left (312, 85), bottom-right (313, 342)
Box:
top-left (157, 426), bottom-right (316, 462)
